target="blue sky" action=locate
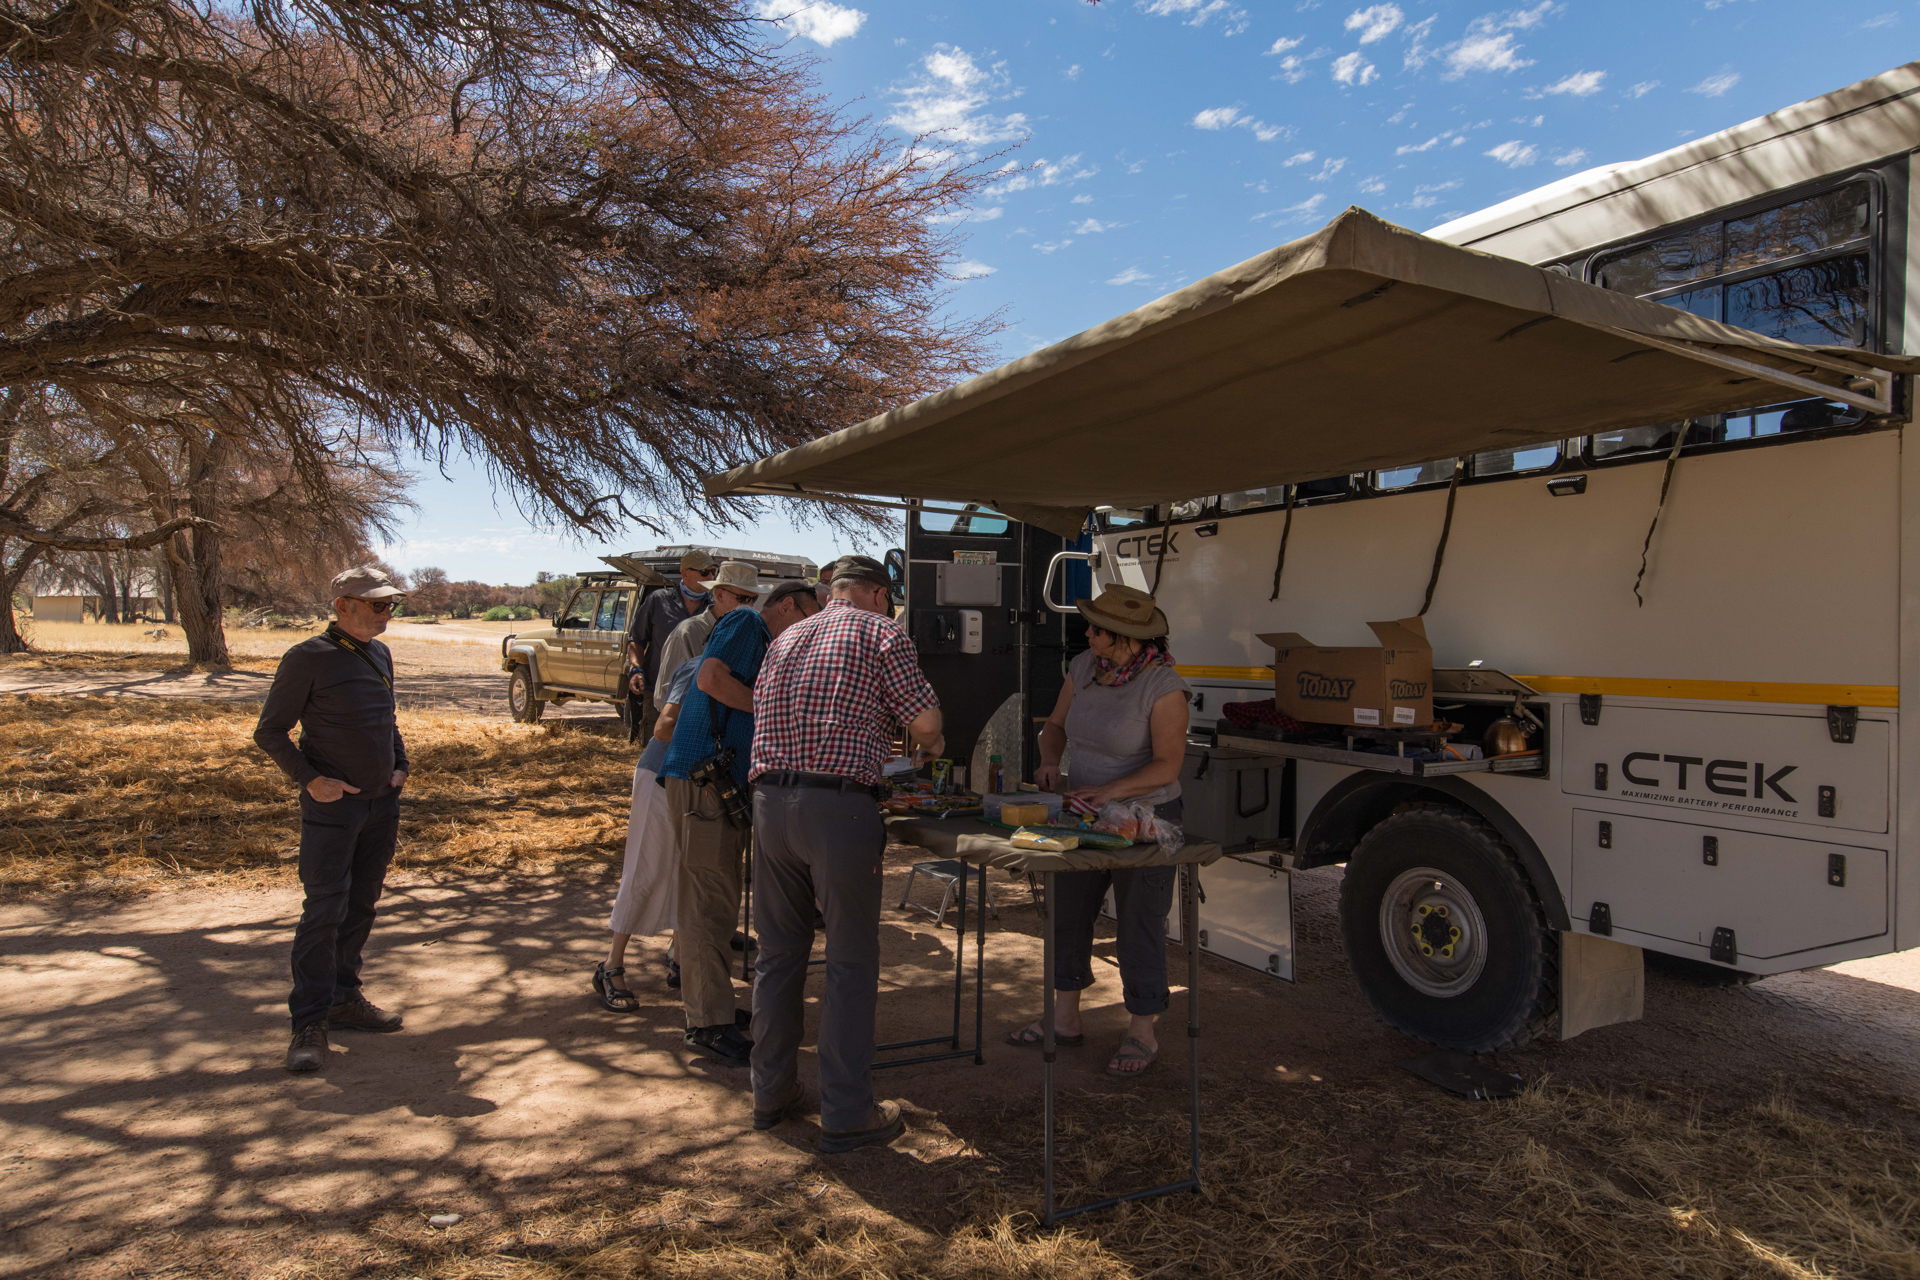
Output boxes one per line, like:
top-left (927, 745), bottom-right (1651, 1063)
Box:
top-left (379, 0), bottom-right (1913, 583)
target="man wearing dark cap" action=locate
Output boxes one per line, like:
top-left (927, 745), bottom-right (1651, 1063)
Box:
top-left (255, 566), bottom-right (412, 1073)
top-left (748, 555), bottom-right (943, 1153)
top-left (627, 549), bottom-right (717, 735)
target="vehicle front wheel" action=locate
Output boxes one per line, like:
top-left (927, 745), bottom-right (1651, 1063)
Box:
top-left (1339, 803), bottom-right (1556, 1052)
top-left (508, 665), bottom-right (544, 723)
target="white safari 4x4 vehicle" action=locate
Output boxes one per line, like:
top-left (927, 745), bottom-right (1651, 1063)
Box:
top-left (500, 548), bottom-right (816, 724)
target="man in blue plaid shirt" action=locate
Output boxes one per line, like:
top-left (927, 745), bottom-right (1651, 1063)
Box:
top-left (746, 555), bottom-right (942, 1154)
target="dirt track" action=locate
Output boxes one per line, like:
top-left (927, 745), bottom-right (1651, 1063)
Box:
top-left (6, 858), bottom-right (1920, 1277)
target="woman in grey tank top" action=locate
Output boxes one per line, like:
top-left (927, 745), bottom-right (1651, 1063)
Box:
top-left (1006, 585), bottom-right (1190, 1078)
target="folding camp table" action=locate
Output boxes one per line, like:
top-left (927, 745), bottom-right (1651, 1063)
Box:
top-left (872, 841), bottom-right (989, 1071)
top-left (889, 817), bottom-right (1225, 1226)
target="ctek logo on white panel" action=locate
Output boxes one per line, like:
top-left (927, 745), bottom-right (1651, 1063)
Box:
top-left (1615, 753), bottom-right (1801, 819)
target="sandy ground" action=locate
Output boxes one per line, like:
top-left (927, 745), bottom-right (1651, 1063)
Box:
top-left (6, 856), bottom-right (1920, 1277)
top-left (0, 623), bottom-right (614, 720)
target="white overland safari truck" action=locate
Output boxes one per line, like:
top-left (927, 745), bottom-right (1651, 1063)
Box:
top-left (702, 62), bottom-right (1920, 1053)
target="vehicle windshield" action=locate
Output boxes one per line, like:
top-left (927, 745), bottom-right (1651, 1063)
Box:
top-left (561, 591), bottom-right (599, 628)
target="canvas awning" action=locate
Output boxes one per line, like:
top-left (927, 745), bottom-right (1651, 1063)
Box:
top-left (704, 207), bottom-right (1916, 538)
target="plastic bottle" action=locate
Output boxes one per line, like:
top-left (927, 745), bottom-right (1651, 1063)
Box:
top-left (988, 753), bottom-right (1004, 796)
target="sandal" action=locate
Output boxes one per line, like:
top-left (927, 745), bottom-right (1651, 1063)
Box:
top-left (1006, 1022), bottom-right (1085, 1048)
top-left (1106, 1035), bottom-right (1158, 1078)
top-left (593, 961), bottom-right (640, 1013)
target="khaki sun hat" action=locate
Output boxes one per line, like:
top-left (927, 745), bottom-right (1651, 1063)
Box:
top-left (330, 565), bottom-right (406, 600)
top-left (1076, 584), bottom-right (1169, 640)
top-left (700, 561), bottom-right (763, 597)
top-left (679, 549), bottom-right (717, 572)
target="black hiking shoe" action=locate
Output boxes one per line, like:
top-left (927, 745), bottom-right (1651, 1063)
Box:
top-left (328, 993), bottom-right (403, 1032)
top-left (753, 1083), bottom-right (805, 1131)
top-left (685, 1023), bottom-right (753, 1068)
top-left (286, 1023), bottom-right (329, 1072)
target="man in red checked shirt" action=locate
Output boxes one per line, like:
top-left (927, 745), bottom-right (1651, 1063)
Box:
top-left (746, 555), bottom-right (943, 1154)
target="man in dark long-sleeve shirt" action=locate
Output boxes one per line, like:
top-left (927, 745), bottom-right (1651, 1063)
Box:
top-left (254, 565), bottom-right (411, 1072)
top-left (626, 549), bottom-right (715, 734)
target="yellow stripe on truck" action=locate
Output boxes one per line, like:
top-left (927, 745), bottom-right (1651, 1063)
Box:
top-left (1176, 666), bottom-right (1899, 708)
top-left (1512, 676), bottom-right (1898, 707)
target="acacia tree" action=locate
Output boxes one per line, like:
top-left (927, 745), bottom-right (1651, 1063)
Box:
top-left (1, 0), bottom-right (998, 615)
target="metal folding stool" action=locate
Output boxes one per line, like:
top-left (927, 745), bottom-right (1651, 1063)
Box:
top-left (900, 858), bottom-right (999, 926)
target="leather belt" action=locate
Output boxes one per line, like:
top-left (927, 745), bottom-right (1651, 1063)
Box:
top-left (756, 769), bottom-right (887, 802)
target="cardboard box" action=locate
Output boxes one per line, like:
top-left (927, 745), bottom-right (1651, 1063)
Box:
top-left (1257, 617), bottom-right (1434, 729)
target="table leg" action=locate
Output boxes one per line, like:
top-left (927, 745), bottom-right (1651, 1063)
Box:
top-left (950, 859), bottom-right (966, 1050)
top-left (974, 864), bottom-right (986, 1065)
top-left (1185, 863), bottom-right (1202, 1192)
top-left (1042, 868), bottom-right (1057, 1227)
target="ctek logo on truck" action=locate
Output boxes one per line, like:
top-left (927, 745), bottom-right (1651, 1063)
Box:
top-left (1111, 532), bottom-right (1180, 563)
top-left (1297, 672), bottom-right (1355, 701)
top-left (1388, 679), bottom-right (1429, 700)
top-left (1615, 752), bottom-right (1799, 818)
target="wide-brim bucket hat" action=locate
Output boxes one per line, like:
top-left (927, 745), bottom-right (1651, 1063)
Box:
top-left (1076, 584), bottom-right (1170, 640)
top-left (699, 561), bottom-right (763, 597)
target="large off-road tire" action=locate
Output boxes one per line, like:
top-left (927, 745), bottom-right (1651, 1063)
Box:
top-left (508, 665), bottom-right (544, 724)
top-left (1340, 803), bottom-right (1557, 1052)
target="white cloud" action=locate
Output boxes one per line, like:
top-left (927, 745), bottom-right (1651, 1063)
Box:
top-left (1689, 70), bottom-right (1740, 97)
top-left (948, 259), bottom-right (996, 279)
top-left (1414, 179), bottom-right (1460, 193)
top-left (1265, 34), bottom-right (1305, 54)
top-left (1402, 14), bottom-right (1437, 67)
top-left (1859, 12), bottom-right (1897, 28)
top-left (1065, 63), bottom-right (1083, 79)
top-left (1332, 51), bottom-right (1378, 86)
top-left (1139, 0), bottom-right (1251, 34)
top-left (984, 153), bottom-right (1099, 197)
top-left (1344, 3), bottom-right (1403, 42)
top-left (1073, 217), bottom-right (1119, 233)
top-left (756, 0), bottom-right (866, 46)
top-left (1309, 157), bottom-right (1347, 180)
top-left (1192, 105), bottom-right (1286, 141)
top-left (1627, 80), bottom-right (1659, 98)
top-left (1284, 150), bottom-right (1316, 166)
top-left (1406, 194), bottom-right (1440, 209)
top-left (1072, 193), bottom-right (1095, 204)
top-left (1551, 148), bottom-right (1589, 167)
top-left (1440, 4), bottom-right (1554, 79)
top-left (926, 205), bottom-right (1005, 225)
top-left (888, 46), bottom-right (1029, 151)
top-left (1108, 267), bottom-right (1154, 285)
top-left (1541, 69), bottom-right (1604, 96)
top-left (1484, 139), bottom-right (1538, 167)
top-left (1033, 239), bottom-right (1073, 254)
top-left (1258, 192), bottom-right (1329, 224)
top-left (1275, 53), bottom-right (1315, 83)
top-left (1514, 113), bottom-right (1544, 126)
top-left (1357, 175), bottom-right (1387, 194)
top-left (1396, 133), bottom-right (1444, 153)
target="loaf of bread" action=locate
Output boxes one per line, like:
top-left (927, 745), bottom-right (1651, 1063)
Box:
top-left (1000, 802), bottom-right (1051, 827)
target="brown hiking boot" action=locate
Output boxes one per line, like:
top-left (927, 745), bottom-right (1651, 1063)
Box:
top-left (328, 994), bottom-right (403, 1033)
top-left (286, 1023), bottom-right (329, 1072)
top-left (817, 1100), bottom-right (904, 1154)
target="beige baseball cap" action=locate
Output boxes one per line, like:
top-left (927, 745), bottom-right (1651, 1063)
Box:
top-left (699, 561), bottom-right (763, 597)
top-left (330, 565), bottom-right (406, 600)
top-left (679, 549), bottom-right (717, 572)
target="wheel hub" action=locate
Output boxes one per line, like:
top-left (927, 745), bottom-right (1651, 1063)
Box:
top-left (1380, 868), bottom-right (1489, 998)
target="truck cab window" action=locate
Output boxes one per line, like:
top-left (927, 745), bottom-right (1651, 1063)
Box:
top-left (916, 502), bottom-right (1010, 536)
top-left (561, 591), bottom-right (600, 629)
top-left (1220, 486), bottom-right (1288, 513)
top-left (1098, 507), bottom-right (1147, 530)
top-left (1472, 443), bottom-right (1561, 476)
top-left (1373, 459), bottom-right (1455, 491)
top-left (595, 591), bottom-right (626, 632)
top-left (1588, 179), bottom-right (1875, 461)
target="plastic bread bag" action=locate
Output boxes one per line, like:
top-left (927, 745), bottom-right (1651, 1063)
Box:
top-left (1091, 799), bottom-right (1185, 855)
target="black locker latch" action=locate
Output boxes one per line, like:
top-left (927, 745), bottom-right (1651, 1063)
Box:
top-left (1710, 927), bottom-right (1738, 965)
top-left (1827, 705), bottom-right (1858, 744)
top-left (1589, 902), bottom-right (1613, 935)
top-left (1579, 693), bottom-right (1602, 726)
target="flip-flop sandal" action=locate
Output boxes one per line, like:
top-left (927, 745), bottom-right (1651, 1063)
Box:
top-left (592, 962), bottom-right (640, 1013)
top-left (1006, 1023), bottom-right (1085, 1048)
top-left (1106, 1035), bottom-right (1158, 1078)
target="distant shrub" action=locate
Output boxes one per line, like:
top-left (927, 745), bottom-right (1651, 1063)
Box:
top-left (484, 605), bottom-right (535, 621)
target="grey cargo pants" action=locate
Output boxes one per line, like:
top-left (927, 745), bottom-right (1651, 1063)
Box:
top-left (749, 783), bottom-right (885, 1133)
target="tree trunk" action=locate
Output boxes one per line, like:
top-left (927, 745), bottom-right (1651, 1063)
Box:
top-left (161, 432), bottom-right (231, 668)
top-left (0, 539), bottom-right (44, 653)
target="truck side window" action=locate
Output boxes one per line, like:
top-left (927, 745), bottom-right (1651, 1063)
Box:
top-left (1587, 179), bottom-right (1875, 461)
top-left (1220, 486), bottom-right (1287, 512)
top-left (917, 502), bottom-right (1010, 536)
top-left (1373, 459), bottom-right (1455, 491)
top-left (561, 591), bottom-right (599, 629)
top-left (1472, 443), bottom-right (1560, 476)
top-left (595, 591), bottom-right (624, 632)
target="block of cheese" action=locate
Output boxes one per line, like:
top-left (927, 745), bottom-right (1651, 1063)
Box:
top-left (999, 802), bottom-right (1051, 827)
top-left (1010, 828), bottom-right (1079, 852)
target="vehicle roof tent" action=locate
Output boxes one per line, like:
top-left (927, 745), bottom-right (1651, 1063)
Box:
top-left (703, 207), bottom-right (1918, 537)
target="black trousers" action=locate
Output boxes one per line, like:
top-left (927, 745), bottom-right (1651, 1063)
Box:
top-left (1050, 798), bottom-right (1183, 1018)
top-left (289, 790), bottom-right (399, 1028)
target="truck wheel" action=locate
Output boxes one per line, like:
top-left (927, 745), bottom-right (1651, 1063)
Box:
top-left (508, 665), bottom-right (544, 723)
top-left (1339, 804), bottom-right (1556, 1052)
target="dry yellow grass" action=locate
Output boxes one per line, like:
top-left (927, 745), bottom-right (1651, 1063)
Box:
top-left (189, 1079), bottom-right (1920, 1280)
top-left (0, 697), bottom-right (634, 899)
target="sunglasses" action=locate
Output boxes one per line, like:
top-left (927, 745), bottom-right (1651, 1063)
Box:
top-left (349, 597), bottom-right (398, 614)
